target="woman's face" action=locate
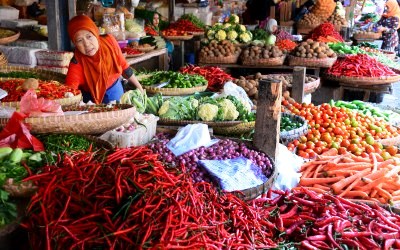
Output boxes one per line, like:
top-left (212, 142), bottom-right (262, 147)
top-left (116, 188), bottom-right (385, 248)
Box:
top-left (153, 14), bottom-right (160, 27)
top-left (74, 30), bottom-right (99, 56)
top-left (271, 25), bottom-right (278, 33)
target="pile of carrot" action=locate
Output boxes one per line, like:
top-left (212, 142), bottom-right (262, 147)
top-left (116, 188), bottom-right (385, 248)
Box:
top-left (299, 148), bottom-right (400, 204)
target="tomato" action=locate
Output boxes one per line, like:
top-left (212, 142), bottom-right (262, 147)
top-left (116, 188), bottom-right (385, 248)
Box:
top-left (306, 141), bottom-right (315, 149)
top-left (365, 135), bottom-right (375, 145)
top-left (314, 146), bottom-right (323, 154)
top-left (340, 139), bottom-right (350, 148)
top-left (381, 151), bottom-right (392, 160)
top-left (338, 147), bottom-right (347, 155)
top-left (330, 142), bottom-right (340, 149)
top-left (321, 133), bottom-right (332, 144)
top-left (365, 145), bottom-right (375, 154)
top-left (385, 146), bottom-right (398, 156)
top-left (298, 143), bottom-right (307, 150)
top-left (298, 151), bottom-right (309, 158)
top-left (299, 136), bottom-right (307, 143)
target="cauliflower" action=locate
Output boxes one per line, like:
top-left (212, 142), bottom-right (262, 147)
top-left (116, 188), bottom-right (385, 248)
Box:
top-left (215, 30), bottom-right (227, 41)
top-left (223, 23), bottom-right (232, 30)
top-left (240, 99), bottom-right (252, 113)
top-left (207, 30), bottom-right (215, 40)
top-left (158, 100), bottom-right (170, 116)
top-left (217, 98), bottom-right (239, 121)
top-left (239, 32), bottom-right (252, 43)
top-left (227, 30), bottom-right (238, 41)
top-left (239, 24), bottom-right (246, 32)
top-left (198, 103), bottom-right (219, 121)
top-left (229, 14), bottom-right (240, 24)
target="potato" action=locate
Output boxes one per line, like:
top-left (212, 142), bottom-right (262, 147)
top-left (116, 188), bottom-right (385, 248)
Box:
top-left (22, 78), bottom-right (39, 91)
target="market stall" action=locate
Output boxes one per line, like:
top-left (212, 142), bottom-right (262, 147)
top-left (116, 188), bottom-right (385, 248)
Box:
top-left (1, 0), bottom-right (400, 249)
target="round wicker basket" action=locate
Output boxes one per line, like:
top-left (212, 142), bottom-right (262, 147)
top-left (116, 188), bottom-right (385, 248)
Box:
top-left (353, 32), bottom-right (381, 40)
top-left (280, 112), bottom-right (308, 146)
top-left (158, 118), bottom-right (242, 127)
top-left (134, 45), bottom-right (156, 53)
top-left (164, 34), bottom-right (194, 40)
top-left (198, 53), bottom-right (240, 64)
top-left (0, 52), bottom-right (7, 67)
top-left (143, 84), bottom-right (207, 96)
top-left (0, 65), bottom-right (66, 83)
top-left (288, 55), bottom-right (337, 68)
top-left (0, 28), bottom-right (20, 45)
top-left (213, 121), bottom-right (255, 135)
top-left (0, 104), bottom-right (136, 134)
top-left (259, 73), bottom-right (320, 94)
top-left (125, 52), bottom-right (145, 58)
top-left (242, 55), bottom-right (286, 66)
top-left (324, 74), bottom-right (400, 85)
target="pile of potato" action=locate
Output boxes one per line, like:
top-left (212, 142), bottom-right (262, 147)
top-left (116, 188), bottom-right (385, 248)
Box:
top-left (199, 40), bottom-right (241, 58)
top-left (298, 13), bottom-right (322, 27)
top-left (292, 39), bottom-right (336, 59)
top-left (328, 12), bottom-right (347, 26)
top-left (240, 45), bottom-right (283, 61)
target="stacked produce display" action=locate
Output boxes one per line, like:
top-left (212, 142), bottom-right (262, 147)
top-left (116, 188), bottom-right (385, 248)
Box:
top-left (3, 9), bottom-right (400, 250)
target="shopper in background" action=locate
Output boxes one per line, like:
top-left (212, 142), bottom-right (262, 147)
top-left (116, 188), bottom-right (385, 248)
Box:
top-left (373, 0), bottom-right (400, 52)
top-left (264, 18), bottom-right (294, 43)
top-left (65, 15), bottom-right (143, 104)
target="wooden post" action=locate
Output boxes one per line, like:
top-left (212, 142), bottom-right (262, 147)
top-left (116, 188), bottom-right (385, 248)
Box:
top-left (169, 0), bottom-right (175, 22)
top-left (253, 79), bottom-right (282, 162)
top-left (292, 67), bottom-right (306, 103)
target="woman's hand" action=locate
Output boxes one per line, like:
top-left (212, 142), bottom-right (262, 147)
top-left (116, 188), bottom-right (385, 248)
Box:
top-left (378, 26), bottom-right (388, 32)
top-left (128, 74), bottom-right (144, 93)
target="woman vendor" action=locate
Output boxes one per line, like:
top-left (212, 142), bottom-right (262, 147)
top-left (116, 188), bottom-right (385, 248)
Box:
top-left (65, 15), bottom-right (143, 104)
top-left (144, 12), bottom-right (174, 62)
top-left (373, 0), bottom-right (400, 52)
top-left (264, 18), bottom-right (294, 44)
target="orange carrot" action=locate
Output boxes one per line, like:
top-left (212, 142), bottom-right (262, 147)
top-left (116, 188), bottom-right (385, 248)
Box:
top-left (377, 159), bottom-right (396, 168)
top-left (384, 165), bottom-right (400, 178)
top-left (313, 184), bottom-right (331, 191)
top-left (331, 169), bottom-right (370, 194)
top-left (300, 176), bottom-right (343, 186)
top-left (370, 153), bottom-right (378, 173)
top-left (345, 191), bottom-right (369, 199)
top-left (321, 148), bottom-right (338, 156)
top-left (338, 178), bottom-right (361, 198)
top-left (358, 176), bottom-right (388, 192)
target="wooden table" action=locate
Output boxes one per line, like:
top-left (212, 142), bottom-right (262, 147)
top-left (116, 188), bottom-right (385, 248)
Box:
top-left (126, 48), bottom-right (168, 71)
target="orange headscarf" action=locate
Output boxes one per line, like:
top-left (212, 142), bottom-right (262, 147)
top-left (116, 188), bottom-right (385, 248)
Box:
top-left (383, 0), bottom-right (400, 28)
top-left (68, 15), bottom-right (121, 104)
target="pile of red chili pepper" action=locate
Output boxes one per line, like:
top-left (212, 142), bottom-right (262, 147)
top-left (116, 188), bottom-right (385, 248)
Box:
top-left (275, 39), bottom-right (297, 52)
top-left (167, 19), bottom-right (204, 33)
top-left (309, 22), bottom-right (344, 43)
top-left (179, 65), bottom-right (233, 91)
top-left (22, 146), bottom-right (400, 249)
top-left (326, 54), bottom-right (397, 77)
top-left (0, 79), bottom-right (80, 102)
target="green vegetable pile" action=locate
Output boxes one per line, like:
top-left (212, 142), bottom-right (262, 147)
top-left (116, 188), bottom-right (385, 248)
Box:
top-left (251, 28), bottom-right (269, 41)
top-left (0, 71), bottom-right (39, 79)
top-left (280, 115), bottom-right (303, 132)
top-left (139, 71), bottom-right (207, 88)
top-left (120, 89), bottom-right (147, 113)
top-left (328, 42), bottom-right (364, 55)
top-left (330, 99), bottom-right (400, 123)
top-left (0, 189), bottom-right (17, 228)
top-left (179, 14), bottom-right (206, 29)
top-left (146, 94), bottom-right (255, 122)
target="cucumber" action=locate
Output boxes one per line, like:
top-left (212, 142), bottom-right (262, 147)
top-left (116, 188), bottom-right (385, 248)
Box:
top-left (0, 147), bottom-right (13, 161)
top-left (8, 148), bottom-right (23, 164)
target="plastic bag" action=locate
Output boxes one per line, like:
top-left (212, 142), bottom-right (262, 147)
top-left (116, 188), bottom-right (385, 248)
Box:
top-left (167, 124), bottom-right (218, 156)
top-left (273, 144), bottom-right (303, 191)
top-left (19, 89), bottom-right (63, 117)
top-left (198, 157), bottom-right (268, 192)
top-left (216, 81), bottom-right (254, 110)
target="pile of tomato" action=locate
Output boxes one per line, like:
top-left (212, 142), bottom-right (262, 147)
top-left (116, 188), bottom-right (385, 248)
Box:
top-left (283, 101), bottom-right (400, 159)
top-left (0, 79), bottom-right (80, 102)
top-left (162, 29), bottom-right (191, 37)
top-left (121, 47), bottom-right (142, 55)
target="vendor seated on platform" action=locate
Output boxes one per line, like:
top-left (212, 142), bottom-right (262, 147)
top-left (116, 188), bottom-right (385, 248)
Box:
top-left (263, 18), bottom-right (294, 43)
top-left (65, 15), bottom-right (143, 104)
top-left (144, 12), bottom-right (174, 60)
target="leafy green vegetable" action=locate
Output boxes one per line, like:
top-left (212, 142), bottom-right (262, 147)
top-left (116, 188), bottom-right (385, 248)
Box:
top-left (328, 42), bottom-right (363, 55)
top-left (120, 89), bottom-right (148, 113)
top-left (0, 71), bottom-right (39, 79)
top-left (0, 190), bottom-right (17, 227)
top-left (251, 28), bottom-right (269, 41)
top-left (158, 96), bottom-right (198, 120)
top-left (145, 93), bottom-right (163, 115)
top-left (36, 134), bottom-right (93, 154)
top-left (224, 95), bottom-right (255, 122)
top-left (140, 71), bottom-right (207, 88)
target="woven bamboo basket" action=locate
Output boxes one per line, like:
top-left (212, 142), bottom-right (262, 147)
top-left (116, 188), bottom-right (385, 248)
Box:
top-left (0, 52), bottom-right (7, 66)
top-left (164, 34), bottom-right (194, 40)
top-left (232, 149), bottom-right (277, 201)
top-left (296, 23), bottom-right (319, 35)
top-left (198, 53), bottom-right (240, 64)
top-left (0, 77), bottom-right (82, 108)
top-left (279, 113), bottom-right (308, 146)
top-left (288, 55), bottom-right (337, 68)
top-left (353, 32), bottom-right (381, 40)
top-left (134, 45), bottom-right (156, 53)
top-left (304, 77), bottom-right (321, 94)
top-left (190, 31), bottom-right (205, 36)
top-left (143, 84), bottom-right (207, 96)
top-left (242, 55), bottom-right (286, 66)
top-left (0, 28), bottom-right (20, 45)
top-left (0, 65), bottom-right (66, 83)
top-left (125, 52), bottom-right (145, 58)
top-left (213, 121), bottom-right (255, 135)
top-left (0, 104), bottom-right (136, 134)
top-left (380, 49), bottom-right (396, 60)
top-left (158, 118), bottom-right (242, 127)
top-left (324, 74), bottom-right (400, 85)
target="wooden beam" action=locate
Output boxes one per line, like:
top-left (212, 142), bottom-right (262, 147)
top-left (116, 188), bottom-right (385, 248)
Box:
top-left (169, 0), bottom-right (175, 22)
top-left (292, 66), bottom-right (306, 103)
top-left (253, 79), bottom-right (282, 162)
top-left (47, 0), bottom-right (72, 51)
